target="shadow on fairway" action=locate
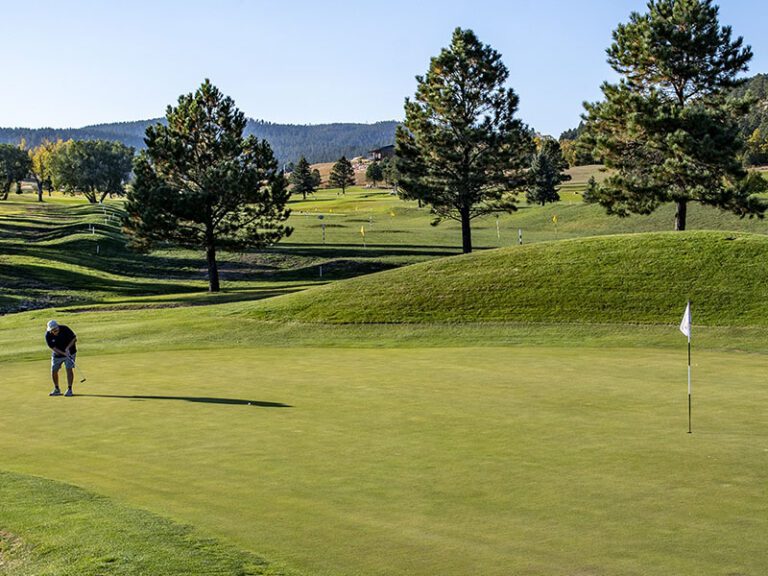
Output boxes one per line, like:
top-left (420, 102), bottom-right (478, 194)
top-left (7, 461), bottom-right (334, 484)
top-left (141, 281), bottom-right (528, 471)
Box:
top-left (80, 394), bottom-right (291, 407)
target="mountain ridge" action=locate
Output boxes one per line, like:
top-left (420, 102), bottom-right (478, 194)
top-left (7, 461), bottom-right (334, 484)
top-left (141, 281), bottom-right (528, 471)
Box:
top-left (0, 118), bottom-right (399, 165)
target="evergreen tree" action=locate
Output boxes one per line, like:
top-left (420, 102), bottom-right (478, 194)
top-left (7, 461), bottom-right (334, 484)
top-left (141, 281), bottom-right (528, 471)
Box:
top-left (124, 80), bottom-right (291, 293)
top-left (381, 156), bottom-right (400, 189)
top-left (583, 0), bottom-right (766, 230)
top-left (328, 156), bottom-right (356, 194)
top-left (396, 28), bottom-right (533, 253)
top-left (290, 157), bottom-right (316, 200)
top-left (311, 168), bottom-right (322, 189)
top-left (365, 161), bottom-right (383, 187)
top-left (526, 138), bottom-right (571, 206)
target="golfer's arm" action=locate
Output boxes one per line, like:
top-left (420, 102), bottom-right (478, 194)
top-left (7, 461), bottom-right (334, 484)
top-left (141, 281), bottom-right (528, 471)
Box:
top-left (65, 336), bottom-right (77, 354)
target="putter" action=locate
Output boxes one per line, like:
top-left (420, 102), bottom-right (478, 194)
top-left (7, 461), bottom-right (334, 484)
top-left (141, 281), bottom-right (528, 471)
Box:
top-left (68, 355), bottom-right (87, 383)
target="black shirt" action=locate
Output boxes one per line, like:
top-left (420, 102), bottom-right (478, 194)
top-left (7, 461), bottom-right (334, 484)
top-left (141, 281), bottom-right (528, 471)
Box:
top-left (45, 325), bottom-right (77, 357)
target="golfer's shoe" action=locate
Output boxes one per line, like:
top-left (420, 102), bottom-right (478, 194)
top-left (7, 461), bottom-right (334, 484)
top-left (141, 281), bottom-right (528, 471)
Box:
top-left (49, 388), bottom-right (62, 396)
top-left (64, 389), bottom-right (74, 397)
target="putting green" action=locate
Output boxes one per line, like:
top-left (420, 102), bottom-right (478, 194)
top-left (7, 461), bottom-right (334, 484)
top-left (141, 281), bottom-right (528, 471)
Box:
top-left (1, 346), bottom-right (766, 575)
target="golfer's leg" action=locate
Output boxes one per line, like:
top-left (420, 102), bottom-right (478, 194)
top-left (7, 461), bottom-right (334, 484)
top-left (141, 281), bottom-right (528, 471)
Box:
top-left (51, 368), bottom-right (60, 389)
top-left (65, 367), bottom-right (74, 389)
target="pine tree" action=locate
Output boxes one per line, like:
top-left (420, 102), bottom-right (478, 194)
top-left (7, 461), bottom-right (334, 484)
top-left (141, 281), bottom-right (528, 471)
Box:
top-left (311, 168), bottom-right (322, 189)
top-left (123, 80), bottom-right (291, 293)
top-left (381, 157), bottom-right (400, 189)
top-left (396, 28), bottom-right (533, 253)
top-left (526, 138), bottom-right (571, 206)
top-left (365, 161), bottom-right (383, 187)
top-left (583, 0), bottom-right (766, 230)
top-left (328, 156), bottom-right (355, 194)
top-left (290, 157), bottom-right (316, 200)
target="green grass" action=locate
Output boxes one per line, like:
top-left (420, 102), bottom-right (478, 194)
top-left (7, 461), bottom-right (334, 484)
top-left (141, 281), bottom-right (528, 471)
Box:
top-left (245, 230), bottom-right (768, 326)
top-left (4, 168), bottom-right (768, 316)
top-left (3, 173), bottom-right (768, 575)
top-left (0, 472), bottom-right (289, 575)
top-left (2, 345), bottom-right (767, 576)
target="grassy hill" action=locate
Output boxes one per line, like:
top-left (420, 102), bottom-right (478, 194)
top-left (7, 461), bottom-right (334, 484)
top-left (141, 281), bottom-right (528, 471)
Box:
top-left (245, 230), bottom-right (768, 326)
top-left (3, 163), bottom-right (768, 317)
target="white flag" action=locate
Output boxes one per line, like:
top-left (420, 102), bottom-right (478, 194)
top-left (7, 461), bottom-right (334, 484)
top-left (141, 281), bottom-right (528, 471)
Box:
top-left (679, 302), bottom-right (691, 338)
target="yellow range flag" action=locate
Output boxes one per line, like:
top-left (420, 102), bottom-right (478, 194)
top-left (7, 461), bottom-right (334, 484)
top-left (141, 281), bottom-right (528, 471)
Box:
top-left (552, 215), bottom-right (558, 224)
top-left (360, 225), bottom-right (365, 237)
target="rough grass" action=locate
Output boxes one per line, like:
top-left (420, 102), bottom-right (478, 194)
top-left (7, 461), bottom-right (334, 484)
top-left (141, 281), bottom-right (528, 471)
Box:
top-left (0, 471), bottom-right (290, 576)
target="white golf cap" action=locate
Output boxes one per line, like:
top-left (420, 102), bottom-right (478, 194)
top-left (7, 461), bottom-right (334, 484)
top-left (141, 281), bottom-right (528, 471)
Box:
top-left (47, 320), bottom-right (59, 331)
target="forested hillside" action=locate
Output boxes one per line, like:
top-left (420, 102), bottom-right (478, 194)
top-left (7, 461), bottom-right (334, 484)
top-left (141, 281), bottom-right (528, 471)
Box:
top-left (0, 119), bottom-right (398, 165)
top-left (730, 73), bottom-right (768, 164)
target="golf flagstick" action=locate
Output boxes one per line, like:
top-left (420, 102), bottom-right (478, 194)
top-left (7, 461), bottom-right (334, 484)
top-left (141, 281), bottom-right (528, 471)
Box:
top-left (679, 302), bottom-right (692, 433)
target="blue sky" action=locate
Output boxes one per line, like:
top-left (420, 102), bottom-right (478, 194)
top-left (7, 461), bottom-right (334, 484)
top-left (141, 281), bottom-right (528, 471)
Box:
top-left (2, 0), bottom-right (766, 136)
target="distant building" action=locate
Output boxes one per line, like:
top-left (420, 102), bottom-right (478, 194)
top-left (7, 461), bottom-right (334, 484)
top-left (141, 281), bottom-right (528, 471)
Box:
top-left (368, 145), bottom-right (395, 161)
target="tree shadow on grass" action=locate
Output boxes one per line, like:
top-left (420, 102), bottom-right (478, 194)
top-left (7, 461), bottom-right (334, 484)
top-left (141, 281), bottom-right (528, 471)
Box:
top-left (79, 394), bottom-right (292, 407)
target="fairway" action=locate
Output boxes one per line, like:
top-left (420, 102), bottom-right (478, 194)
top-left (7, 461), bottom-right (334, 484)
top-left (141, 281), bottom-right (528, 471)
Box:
top-left (2, 345), bottom-right (766, 575)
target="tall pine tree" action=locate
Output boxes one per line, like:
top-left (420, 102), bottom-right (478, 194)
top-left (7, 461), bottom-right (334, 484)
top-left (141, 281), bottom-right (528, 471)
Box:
top-left (526, 138), bottom-right (571, 206)
top-left (365, 161), bottom-right (383, 187)
top-left (328, 156), bottom-right (356, 194)
top-left (396, 28), bottom-right (533, 253)
top-left (124, 80), bottom-right (291, 292)
top-left (290, 157), bottom-right (316, 200)
top-left (583, 0), bottom-right (766, 229)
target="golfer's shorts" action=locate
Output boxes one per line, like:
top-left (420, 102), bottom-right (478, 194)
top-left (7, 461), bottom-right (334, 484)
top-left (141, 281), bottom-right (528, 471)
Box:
top-left (51, 354), bottom-right (75, 371)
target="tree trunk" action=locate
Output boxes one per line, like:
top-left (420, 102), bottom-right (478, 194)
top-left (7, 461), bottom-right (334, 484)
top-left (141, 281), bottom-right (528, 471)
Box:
top-left (460, 208), bottom-right (472, 253)
top-left (37, 180), bottom-right (44, 202)
top-left (205, 228), bottom-right (220, 293)
top-left (675, 200), bottom-right (687, 231)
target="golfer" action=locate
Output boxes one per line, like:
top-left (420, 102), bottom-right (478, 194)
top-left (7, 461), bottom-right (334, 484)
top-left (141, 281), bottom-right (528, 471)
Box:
top-left (45, 320), bottom-right (77, 397)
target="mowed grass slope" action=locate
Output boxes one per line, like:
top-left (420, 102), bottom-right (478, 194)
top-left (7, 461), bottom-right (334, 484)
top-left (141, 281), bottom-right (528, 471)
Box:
top-left (3, 164), bottom-right (768, 316)
top-left (246, 230), bottom-right (768, 326)
top-left (0, 472), bottom-right (290, 576)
